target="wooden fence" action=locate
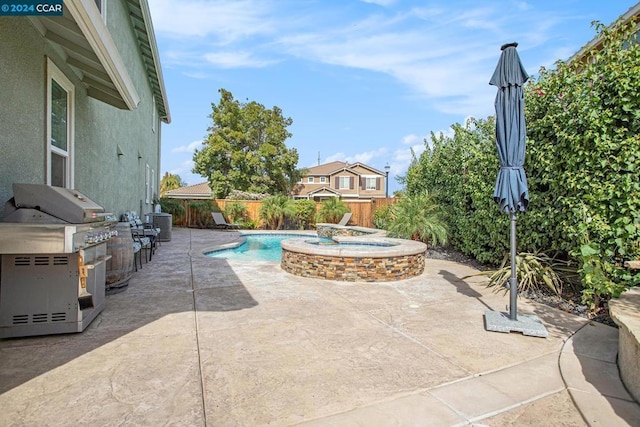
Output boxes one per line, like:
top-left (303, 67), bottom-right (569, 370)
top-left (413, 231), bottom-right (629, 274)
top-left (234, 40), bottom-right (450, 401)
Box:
top-left (170, 198), bottom-right (397, 229)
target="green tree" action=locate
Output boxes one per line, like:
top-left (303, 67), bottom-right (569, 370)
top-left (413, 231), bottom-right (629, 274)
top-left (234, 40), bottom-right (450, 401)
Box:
top-left (193, 89), bottom-right (300, 198)
top-left (259, 194), bottom-right (296, 230)
top-left (160, 172), bottom-right (186, 197)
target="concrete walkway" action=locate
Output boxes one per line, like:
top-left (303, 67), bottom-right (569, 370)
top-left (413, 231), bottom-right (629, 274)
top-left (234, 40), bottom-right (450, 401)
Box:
top-left (1, 227), bottom-right (638, 426)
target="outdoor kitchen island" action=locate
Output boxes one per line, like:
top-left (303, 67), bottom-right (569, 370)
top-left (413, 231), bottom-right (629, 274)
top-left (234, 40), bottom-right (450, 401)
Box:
top-left (0, 184), bottom-right (117, 338)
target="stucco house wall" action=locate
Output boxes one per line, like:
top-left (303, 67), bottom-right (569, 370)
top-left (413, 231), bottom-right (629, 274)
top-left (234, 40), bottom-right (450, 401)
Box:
top-left (0, 17), bottom-right (48, 209)
top-left (0, 0), bottom-right (168, 220)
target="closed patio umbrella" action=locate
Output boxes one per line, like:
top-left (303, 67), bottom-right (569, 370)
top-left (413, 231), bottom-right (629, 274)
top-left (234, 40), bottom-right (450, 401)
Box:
top-left (485, 42), bottom-right (547, 337)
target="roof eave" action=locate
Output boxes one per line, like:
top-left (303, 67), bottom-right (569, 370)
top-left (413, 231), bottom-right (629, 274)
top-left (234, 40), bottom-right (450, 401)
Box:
top-left (568, 2), bottom-right (640, 64)
top-left (65, 0), bottom-right (140, 109)
top-left (128, 0), bottom-right (171, 123)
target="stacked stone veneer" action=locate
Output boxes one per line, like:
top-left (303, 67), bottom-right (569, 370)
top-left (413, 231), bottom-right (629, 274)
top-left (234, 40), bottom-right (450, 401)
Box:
top-left (281, 250), bottom-right (425, 282)
top-left (316, 224), bottom-right (376, 238)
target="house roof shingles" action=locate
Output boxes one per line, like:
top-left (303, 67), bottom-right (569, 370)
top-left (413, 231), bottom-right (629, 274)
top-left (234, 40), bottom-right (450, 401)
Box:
top-left (165, 182), bottom-right (212, 199)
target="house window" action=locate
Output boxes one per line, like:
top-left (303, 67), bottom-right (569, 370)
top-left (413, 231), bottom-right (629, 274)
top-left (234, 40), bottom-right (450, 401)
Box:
top-left (94, 0), bottom-right (106, 22)
top-left (308, 177), bottom-right (314, 183)
top-left (320, 177), bottom-right (326, 183)
top-left (145, 163), bottom-right (150, 204)
top-left (47, 59), bottom-right (74, 188)
top-left (338, 176), bottom-right (350, 189)
top-left (365, 177), bottom-right (377, 190)
top-left (152, 95), bottom-right (157, 133)
top-left (151, 168), bottom-right (156, 202)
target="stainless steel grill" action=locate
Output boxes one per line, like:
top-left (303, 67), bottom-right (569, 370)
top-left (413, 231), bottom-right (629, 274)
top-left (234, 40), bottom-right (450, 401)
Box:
top-left (0, 183), bottom-right (117, 338)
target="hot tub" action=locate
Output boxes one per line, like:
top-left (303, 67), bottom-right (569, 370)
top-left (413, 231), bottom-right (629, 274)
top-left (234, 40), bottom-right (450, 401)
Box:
top-left (281, 232), bottom-right (427, 282)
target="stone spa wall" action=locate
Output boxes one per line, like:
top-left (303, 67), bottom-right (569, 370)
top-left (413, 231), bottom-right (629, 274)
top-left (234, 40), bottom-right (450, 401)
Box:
top-left (281, 250), bottom-right (425, 282)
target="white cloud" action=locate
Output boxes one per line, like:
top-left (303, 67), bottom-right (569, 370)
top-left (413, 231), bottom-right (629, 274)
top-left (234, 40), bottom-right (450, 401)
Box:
top-left (391, 142), bottom-right (425, 171)
top-left (182, 71), bottom-right (213, 79)
top-left (360, 0), bottom-right (396, 7)
top-left (172, 140), bottom-right (203, 154)
top-left (150, 1), bottom-right (583, 119)
top-left (325, 147), bottom-right (389, 166)
top-left (401, 134), bottom-right (419, 145)
top-left (203, 51), bottom-right (278, 69)
top-left (148, 0), bottom-right (274, 42)
top-left (323, 152), bottom-right (346, 164)
top-left (168, 159), bottom-right (204, 187)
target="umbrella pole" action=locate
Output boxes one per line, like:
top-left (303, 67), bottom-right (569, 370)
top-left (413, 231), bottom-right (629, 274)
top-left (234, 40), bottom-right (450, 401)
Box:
top-left (509, 212), bottom-right (518, 320)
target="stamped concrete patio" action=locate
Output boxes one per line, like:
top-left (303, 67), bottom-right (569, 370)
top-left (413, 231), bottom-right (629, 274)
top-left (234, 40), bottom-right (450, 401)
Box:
top-left (1, 227), bottom-right (638, 426)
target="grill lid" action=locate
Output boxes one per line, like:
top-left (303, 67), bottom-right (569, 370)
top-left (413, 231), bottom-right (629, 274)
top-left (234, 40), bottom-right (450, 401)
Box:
top-left (5, 183), bottom-right (107, 223)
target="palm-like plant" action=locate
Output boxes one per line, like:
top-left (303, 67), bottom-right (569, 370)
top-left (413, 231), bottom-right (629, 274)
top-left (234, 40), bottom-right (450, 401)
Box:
top-left (464, 252), bottom-right (574, 297)
top-left (387, 193), bottom-right (448, 246)
top-left (259, 194), bottom-right (295, 229)
top-left (317, 198), bottom-right (350, 223)
top-left (224, 201), bottom-right (248, 224)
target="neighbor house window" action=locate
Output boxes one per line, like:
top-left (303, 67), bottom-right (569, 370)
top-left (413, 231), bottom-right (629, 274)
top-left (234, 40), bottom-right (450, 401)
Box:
top-left (308, 177), bottom-right (314, 183)
top-left (365, 177), bottom-right (377, 190)
top-left (320, 177), bottom-right (326, 183)
top-left (47, 59), bottom-right (74, 188)
top-left (338, 176), bottom-right (350, 189)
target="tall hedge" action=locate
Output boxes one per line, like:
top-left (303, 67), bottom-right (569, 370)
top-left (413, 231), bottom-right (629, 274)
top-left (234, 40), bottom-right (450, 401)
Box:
top-left (525, 19), bottom-right (640, 303)
top-left (406, 118), bottom-right (511, 263)
top-left (407, 19), bottom-right (640, 304)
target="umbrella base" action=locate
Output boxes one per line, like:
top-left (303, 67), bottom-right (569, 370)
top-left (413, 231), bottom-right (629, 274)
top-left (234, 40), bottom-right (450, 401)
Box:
top-left (484, 311), bottom-right (548, 338)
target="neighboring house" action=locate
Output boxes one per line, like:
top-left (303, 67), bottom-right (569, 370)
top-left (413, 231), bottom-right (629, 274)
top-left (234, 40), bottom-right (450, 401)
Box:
top-left (0, 0), bottom-right (170, 219)
top-left (164, 182), bottom-right (213, 200)
top-left (291, 161), bottom-right (388, 201)
top-left (568, 1), bottom-right (640, 65)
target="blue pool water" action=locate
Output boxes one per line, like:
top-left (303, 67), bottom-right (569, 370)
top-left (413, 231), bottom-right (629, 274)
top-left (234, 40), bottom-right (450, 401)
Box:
top-left (205, 234), bottom-right (396, 262)
top-left (205, 234), bottom-right (309, 262)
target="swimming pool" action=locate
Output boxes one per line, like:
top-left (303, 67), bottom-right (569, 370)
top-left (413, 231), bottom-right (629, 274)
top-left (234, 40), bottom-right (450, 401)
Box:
top-left (205, 234), bottom-right (310, 262)
top-left (204, 228), bottom-right (426, 281)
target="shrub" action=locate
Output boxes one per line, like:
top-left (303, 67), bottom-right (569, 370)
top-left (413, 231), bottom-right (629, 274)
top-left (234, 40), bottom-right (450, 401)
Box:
top-left (188, 200), bottom-right (215, 228)
top-left (159, 198), bottom-right (185, 221)
top-left (224, 201), bottom-right (248, 224)
top-left (316, 198), bottom-right (350, 223)
top-left (293, 199), bottom-right (316, 230)
top-left (372, 204), bottom-right (394, 230)
top-left (386, 193), bottom-right (448, 246)
top-left (470, 252), bottom-right (572, 297)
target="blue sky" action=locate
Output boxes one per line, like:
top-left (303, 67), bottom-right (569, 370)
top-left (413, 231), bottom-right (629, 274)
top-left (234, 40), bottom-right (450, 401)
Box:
top-left (148, 0), bottom-right (636, 193)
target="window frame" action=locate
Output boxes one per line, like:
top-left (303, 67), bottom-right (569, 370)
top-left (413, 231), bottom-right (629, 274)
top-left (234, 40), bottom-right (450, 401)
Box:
top-left (338, 176), bottom-right (350, 189)
top-left (94, 0), bottom-right (106, 21)
top-left (152, 95), bottom-right (157, 133)
top-left (365, 177), bottom-right (377, 190)
top-left (307, 177), bottom-right (314, 183)
top-left (46, 59), bottom-right (75, 188)
top-left (145, 163), bottom-right (151, 204)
